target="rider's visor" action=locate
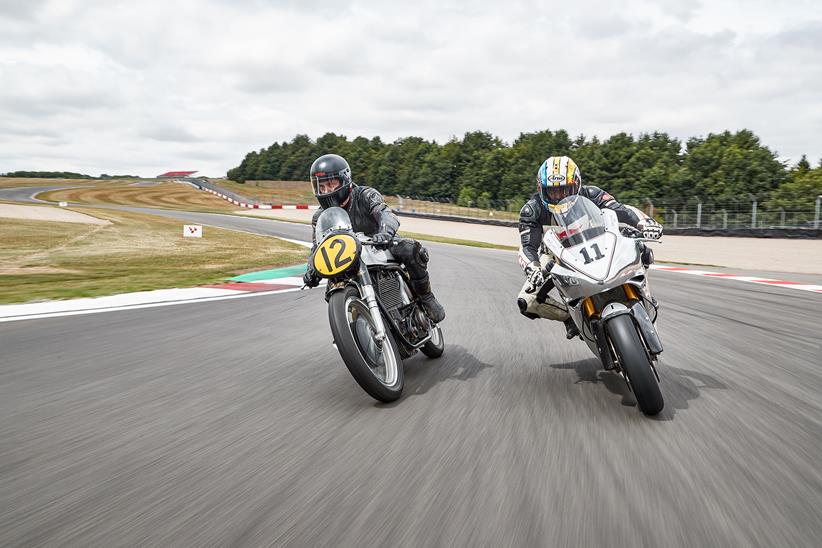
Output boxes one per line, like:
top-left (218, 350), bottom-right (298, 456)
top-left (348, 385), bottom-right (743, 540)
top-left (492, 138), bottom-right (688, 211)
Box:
top-left (311, 173), bottom-right (343, 195)
top-left (541, 182), bottom-right (579, 205)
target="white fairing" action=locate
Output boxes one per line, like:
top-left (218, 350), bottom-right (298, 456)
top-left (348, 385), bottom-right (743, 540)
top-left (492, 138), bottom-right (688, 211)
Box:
top-left (541, 196), bottom-right (653, 358)
top-left (559, 231), bottom-right (617, 281)
top-left (542, 201), bottom-right (643, 293)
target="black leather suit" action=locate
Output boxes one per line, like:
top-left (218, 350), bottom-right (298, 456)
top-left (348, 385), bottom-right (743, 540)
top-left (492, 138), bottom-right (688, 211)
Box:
top-left (310, 185), bottom-right (431, 280)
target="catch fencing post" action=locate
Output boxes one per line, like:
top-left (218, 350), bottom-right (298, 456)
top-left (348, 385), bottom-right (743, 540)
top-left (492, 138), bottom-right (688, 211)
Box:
top-left (646, 199), bottom-right (654, 218)
top-left (722, 209), bottom-right (728, 229)
top-left (815, 196), bottom-right (821, 229)
top-left (696, 202), bottom-right (702, 229)
top-left (779, 207), bottom-right (786, 227)
top-left (673, 209), bottom-right (678, 229)
top-left (749, 195), bottom-right (758, 228)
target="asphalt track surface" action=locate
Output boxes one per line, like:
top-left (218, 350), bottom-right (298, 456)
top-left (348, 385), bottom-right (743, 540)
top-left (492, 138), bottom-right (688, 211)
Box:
top-left (2, 198), bottom-right (822, 546)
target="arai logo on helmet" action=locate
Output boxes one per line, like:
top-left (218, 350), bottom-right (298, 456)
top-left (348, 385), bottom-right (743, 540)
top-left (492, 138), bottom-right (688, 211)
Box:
top-left (547, 174), bottom-right (566, 183)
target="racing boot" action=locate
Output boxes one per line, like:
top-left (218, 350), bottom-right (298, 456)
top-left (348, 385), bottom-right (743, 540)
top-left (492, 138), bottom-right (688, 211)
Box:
top-left (410, 276), bottom-right (446, 323)
top-left (564, 317), bottom-right (580, 340)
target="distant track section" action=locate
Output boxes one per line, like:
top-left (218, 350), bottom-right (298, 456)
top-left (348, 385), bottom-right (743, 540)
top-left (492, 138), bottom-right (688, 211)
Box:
top-left (185, 179), bottom-right (319, 210)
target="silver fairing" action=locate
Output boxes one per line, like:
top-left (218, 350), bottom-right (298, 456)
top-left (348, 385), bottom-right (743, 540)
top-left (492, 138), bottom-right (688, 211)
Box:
top-left (544, 210), bottom-right (644, 300)
top-left (542, 206), bottom-right (655, 357)
top-left (357, 234), bottom-right (398, 266)
top-left (550, 242), bottom-right (644, 301)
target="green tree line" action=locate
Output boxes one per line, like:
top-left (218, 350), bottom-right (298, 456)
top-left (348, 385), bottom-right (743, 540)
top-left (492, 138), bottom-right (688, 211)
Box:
top-left (228, 130), bottom-right (822, 210)
top-left (1, 171), bottom-right (94, 179)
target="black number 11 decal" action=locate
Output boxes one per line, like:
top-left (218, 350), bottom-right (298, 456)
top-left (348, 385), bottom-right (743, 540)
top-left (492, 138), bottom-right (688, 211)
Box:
top-left (580, 243), bottom-right (605, 264)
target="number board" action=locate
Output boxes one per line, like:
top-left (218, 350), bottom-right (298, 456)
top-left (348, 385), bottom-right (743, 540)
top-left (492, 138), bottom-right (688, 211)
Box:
top-left (313, 234), bottom-right (359, 277)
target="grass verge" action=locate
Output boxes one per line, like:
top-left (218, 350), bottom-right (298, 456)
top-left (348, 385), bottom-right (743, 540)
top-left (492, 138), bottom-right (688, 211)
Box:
top-left (38, 182), bottom-right (237, 214)
top-left (0, 208), bottom-right (307, 304)
top-left (210, 179), bottom-right (316, 203)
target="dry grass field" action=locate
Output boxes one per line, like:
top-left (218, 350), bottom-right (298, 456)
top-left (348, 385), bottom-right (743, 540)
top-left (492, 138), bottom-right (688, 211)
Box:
top-left (213, 179), bottom-right (316, 203)
top-left (0, 208), bottom-right (308, 304)
top-left (39, 181), bottom-right (237, 213)
top-left (386, 196), bottom-right (520, 221)
top-left (208, 180), bottom-right (520, 220)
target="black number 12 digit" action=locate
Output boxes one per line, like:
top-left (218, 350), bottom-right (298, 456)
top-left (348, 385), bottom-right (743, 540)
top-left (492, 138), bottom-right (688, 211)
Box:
top-left (320, 246), bottom-right (333, 271)
top-left (330, 238), bottom-right (352, 268)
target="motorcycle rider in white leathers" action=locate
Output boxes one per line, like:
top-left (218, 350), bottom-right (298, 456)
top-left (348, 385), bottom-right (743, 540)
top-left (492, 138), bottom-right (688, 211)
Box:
top-left (517, 155), bottom-right (663, 338)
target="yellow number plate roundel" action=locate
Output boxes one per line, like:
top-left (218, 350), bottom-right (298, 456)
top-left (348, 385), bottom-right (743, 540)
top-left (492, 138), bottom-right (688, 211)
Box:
top-left (312, 234), bottom-right (359, 277)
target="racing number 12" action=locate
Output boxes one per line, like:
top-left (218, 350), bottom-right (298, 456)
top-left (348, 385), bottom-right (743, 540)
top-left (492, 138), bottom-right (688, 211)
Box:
top-left (320, 238), bottom-right (353, 271)
top-left (579, 243), bottom-right (605, 264)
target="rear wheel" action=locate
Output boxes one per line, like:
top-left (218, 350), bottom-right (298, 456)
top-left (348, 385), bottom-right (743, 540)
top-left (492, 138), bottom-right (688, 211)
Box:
top-left (329, 286), bottom-right (404, 402)
top-left (607, 314), bottom-right (664, 415)
top-left (420, 324), bottom-right (445, 358)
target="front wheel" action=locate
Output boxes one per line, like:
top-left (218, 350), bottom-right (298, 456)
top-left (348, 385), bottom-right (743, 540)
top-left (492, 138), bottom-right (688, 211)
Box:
top-left (607, 314), bottom-right (664, 415)
top-left (329, 286), bottom-right (404, 402)
top-left (420, 324), bottom-right (445, 358)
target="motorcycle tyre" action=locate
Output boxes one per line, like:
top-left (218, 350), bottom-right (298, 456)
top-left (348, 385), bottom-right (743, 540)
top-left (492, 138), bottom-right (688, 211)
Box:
top-left (420, 324), bottom-right (445, 359)
top-left (607, 314), bottom-right (664, 415)
top-left (329, 286), bottom-right (404, 402)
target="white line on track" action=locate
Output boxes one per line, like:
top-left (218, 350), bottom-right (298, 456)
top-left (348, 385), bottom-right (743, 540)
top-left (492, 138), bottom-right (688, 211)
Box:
top-left (650, 265), bottom-right (822, 293)
top-left (0, 286), bottom-right (307, 323)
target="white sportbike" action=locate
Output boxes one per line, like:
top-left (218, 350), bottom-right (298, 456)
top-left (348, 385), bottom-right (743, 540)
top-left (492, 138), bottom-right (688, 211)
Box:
top-left (542, 195), bottom-right (664, 415)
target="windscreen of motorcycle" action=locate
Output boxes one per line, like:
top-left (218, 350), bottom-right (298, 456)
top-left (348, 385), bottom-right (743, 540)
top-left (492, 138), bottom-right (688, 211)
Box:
top-left (314, 207), bottom-right (353, 242)
top-left (552, 195), bottom-right (616, 281)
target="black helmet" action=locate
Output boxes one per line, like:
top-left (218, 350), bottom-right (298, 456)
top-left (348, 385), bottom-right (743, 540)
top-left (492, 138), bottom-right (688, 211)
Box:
top-left (310, 154), bottom-right (353, 209)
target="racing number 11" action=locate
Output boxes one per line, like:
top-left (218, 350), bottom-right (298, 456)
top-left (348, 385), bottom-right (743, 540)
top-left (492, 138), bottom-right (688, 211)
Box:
top-left (579, 243), bottom-right (605, 264)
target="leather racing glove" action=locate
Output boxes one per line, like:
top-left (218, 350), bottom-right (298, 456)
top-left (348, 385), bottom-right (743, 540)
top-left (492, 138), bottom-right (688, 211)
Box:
top-left (524, 262), bottom-right (544, 294)
top-left (302, 268), bottom-right (321, 288)
top-left (371, 232), bottom-right (394, 246)
top-left (638, 218), bottom-right (663, 240)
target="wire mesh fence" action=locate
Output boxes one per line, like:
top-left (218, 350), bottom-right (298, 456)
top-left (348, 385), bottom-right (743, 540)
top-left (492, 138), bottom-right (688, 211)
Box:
top-left (391, 195), bottom-right (822, 230)
top-left (645, 198), bottom-right (821, 229)
top-left (389, 196), bottom-right (521, 221)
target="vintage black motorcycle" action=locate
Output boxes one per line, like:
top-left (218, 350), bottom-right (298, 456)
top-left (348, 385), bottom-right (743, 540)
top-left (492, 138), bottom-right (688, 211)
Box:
top-left (306, 207), bottom-right (445, 402)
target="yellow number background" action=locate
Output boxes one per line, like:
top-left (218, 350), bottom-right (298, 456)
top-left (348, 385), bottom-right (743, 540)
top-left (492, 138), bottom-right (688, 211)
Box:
top-left (312, 234), bottom-right (359, 276)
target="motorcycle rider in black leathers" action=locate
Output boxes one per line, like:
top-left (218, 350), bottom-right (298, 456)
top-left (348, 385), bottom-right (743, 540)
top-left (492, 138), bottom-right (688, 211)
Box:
top-left (302, 154), bottom-right (446, 323)
top-left (517, 155), bottom-right (663, 338)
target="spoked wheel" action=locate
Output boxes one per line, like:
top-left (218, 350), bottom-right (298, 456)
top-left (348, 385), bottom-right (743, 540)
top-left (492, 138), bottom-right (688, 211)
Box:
top-left (607, 314), bottom-right (664, 415)
top-left (329, 286), bottom-right (404, 402)
top-left (420, 323), bottom-right (445, 358)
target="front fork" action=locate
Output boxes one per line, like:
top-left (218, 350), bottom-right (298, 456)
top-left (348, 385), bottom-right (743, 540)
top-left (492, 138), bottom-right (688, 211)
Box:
top-left (358, 263), bottom-right (387, 344)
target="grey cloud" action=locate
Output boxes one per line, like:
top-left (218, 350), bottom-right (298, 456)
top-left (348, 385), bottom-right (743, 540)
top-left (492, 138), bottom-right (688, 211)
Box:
top-left (234, 65), bottom-right (313, 94)
top-left (0, 91), bottom-right (122, 117)
top-left (762, 21), bottom-right (822, 51)
top-left (0, 0), bottom-right (820, 174)
top-left (653, 0), bottom-right (703, 22)
top-left (0, 125), bottom-right (60, 138)
top-left (0, 0), bottom-right (47, 21)
top-left (140, 125), bottom-right (202, 143)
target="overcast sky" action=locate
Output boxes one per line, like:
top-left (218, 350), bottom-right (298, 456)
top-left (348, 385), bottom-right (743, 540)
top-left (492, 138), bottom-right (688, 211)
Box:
top-left (1, 0), bottom-right (821, 177)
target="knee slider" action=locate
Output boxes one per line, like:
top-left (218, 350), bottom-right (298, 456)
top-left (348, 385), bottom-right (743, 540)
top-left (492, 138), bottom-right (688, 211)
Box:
top-left (517, 298), bottom-right (539, 320)
top-left (416, 244), bottom-right (429, 265)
